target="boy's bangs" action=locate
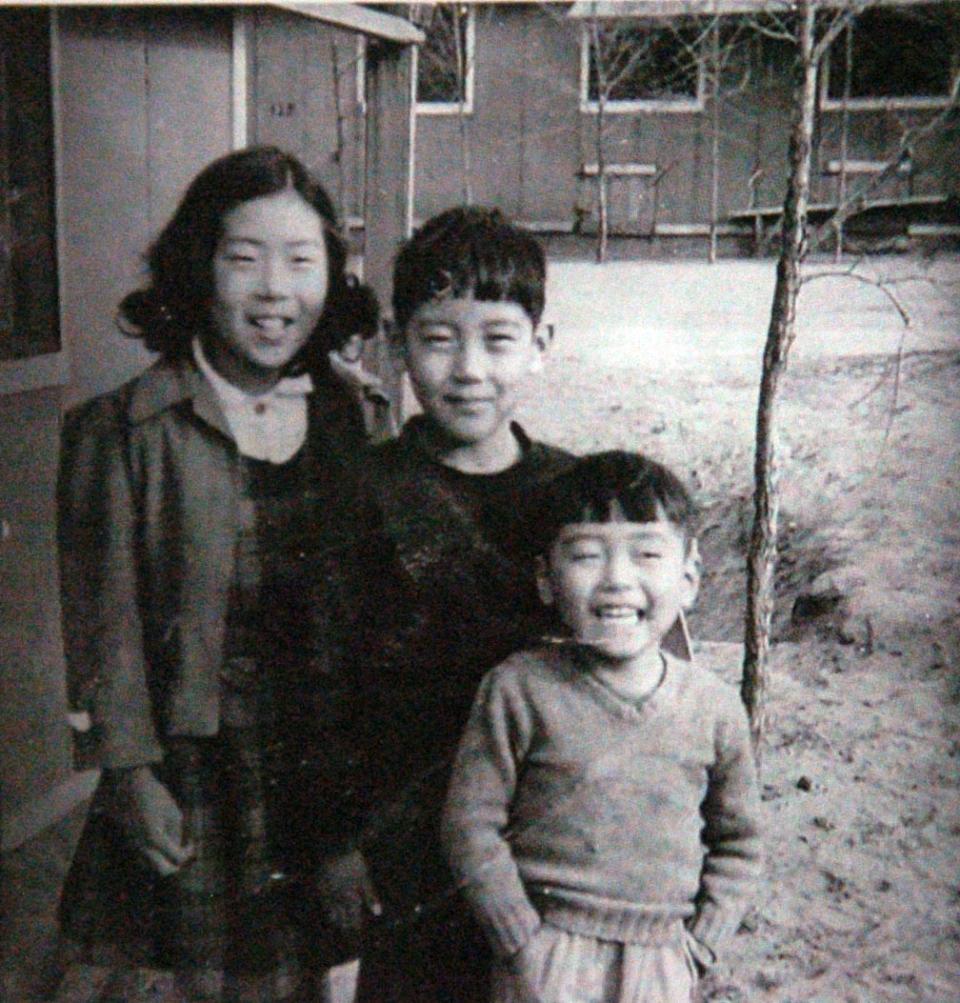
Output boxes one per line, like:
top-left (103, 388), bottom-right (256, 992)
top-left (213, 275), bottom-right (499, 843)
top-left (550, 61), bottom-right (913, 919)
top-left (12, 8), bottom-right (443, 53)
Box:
top-left (455, 255), bottom-right (541, 320)
top-left (415, 246), bottom-right (541, 323)
top-left (527, 451), bottom-right (699, 556)
top-left (394, 206), bottom-right (546, 328)
top-left (575, 492), bottom-right (666, 527)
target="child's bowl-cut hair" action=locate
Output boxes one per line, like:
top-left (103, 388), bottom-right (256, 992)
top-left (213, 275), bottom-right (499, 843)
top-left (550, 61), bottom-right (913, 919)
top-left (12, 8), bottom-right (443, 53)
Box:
top-left (528, 451), bottom-right (699, 558)
top-left (392, 206), bottom-right (546, 330)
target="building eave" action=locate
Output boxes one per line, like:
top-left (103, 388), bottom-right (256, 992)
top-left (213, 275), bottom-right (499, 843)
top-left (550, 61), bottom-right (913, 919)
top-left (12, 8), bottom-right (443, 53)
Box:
top-left (270, 2), bottom-right (424, 44)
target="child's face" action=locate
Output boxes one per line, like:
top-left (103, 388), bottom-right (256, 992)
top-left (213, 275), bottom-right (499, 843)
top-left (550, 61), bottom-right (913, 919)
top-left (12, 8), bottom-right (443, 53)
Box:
top-left (401, 295), bottom-right (545, 448)
top-left (538, 516), bottom-right (699, 666)
top-left (208, 188), bottom-right (329, 390)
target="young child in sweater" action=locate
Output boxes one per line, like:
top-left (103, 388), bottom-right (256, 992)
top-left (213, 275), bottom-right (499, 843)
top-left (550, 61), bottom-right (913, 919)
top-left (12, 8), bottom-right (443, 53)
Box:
top-left (442, 451), bottom-right (763, 1003)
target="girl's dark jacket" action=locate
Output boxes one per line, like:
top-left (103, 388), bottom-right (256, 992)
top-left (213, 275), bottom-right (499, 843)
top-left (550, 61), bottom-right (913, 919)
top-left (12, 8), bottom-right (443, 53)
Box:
top-left (57, 353), bottom-right (367, 772)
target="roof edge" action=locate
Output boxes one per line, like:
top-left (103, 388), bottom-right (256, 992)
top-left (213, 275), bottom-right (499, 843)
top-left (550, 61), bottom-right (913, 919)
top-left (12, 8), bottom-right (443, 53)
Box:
top-left (270, 2), bottom-right (424, 44)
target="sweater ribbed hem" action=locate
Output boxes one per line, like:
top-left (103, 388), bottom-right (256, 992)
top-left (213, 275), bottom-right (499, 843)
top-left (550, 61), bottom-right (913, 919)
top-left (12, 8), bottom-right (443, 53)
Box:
top-left (530, 887), bottom-right (692, 946)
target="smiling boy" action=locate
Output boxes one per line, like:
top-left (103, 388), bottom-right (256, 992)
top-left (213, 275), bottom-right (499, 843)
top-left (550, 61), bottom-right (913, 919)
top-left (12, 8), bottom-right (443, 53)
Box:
top-left (307, 207), bottom-right (575, 1002)
top-left (441, 451), bottom-right (763, 1003)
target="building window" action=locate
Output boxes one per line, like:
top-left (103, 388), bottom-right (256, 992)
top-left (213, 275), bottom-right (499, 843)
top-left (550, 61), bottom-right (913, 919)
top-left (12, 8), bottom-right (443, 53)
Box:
top-left (409, 3), bottom-right (474, 115)
top-left (0, 9), bottom-right (60, 363)
top-left (580, 20), bottom-right (704, 113)
top-left (822, 4), bottom-right (959, 110)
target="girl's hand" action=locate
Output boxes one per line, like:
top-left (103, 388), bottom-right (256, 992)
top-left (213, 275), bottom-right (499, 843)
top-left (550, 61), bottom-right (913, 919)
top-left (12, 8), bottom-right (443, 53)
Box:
top-left (110, 766), bottom-right (196, 876)
top-left (314, 849), bottom-right (382, 933)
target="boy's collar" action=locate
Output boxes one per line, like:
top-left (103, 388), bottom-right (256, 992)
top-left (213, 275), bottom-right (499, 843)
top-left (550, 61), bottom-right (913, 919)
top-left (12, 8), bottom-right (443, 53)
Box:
top-left (401, 415), bottom-right (532, 468)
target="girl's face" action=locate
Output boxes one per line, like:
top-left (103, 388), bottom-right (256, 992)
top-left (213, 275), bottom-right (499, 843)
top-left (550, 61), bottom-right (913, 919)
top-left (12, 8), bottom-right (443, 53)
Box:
top-left (207, 188), bottom-right (329, 391)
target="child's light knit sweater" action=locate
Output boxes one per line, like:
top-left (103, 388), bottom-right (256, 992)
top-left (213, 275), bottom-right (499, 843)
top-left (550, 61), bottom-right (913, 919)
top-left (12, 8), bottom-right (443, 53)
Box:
top-left (441, 643), bottom-right (763, 964)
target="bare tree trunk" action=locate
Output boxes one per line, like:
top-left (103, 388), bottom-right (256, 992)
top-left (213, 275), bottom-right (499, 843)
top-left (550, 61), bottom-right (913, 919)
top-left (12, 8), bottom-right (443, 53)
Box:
top-left (596, 100), bottom-right (609, 264)
top-left (453, 4), bottom-right (473, 205)
top-left (589, 19), bottom-right (609, 264)
top-left (742, 1), bottom-right (818, 754)
top-left (834, 24), bottom-right (852, 262)
top-left (709, 18), bottom-right (721, 264)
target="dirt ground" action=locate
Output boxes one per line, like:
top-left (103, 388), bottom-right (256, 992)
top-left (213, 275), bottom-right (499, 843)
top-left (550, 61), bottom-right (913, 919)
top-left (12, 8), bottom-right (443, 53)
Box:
top-left (516, 253), bottom-right (960, 1002)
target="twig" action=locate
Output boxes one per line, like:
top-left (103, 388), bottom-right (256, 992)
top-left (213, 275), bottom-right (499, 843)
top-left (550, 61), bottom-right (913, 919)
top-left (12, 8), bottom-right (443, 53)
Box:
top-left (742, 8), bottom-right (799, 45)
top-left (879, 322), bottom-right (908, 454)
top-left (798, 263), bottom-right (912, 455)
top-left (800, 267), bottom-right (912, 328)
top-left (847, 357), bottom-right (898, 409)
top-left (810, 3), bottom-right (863, 67)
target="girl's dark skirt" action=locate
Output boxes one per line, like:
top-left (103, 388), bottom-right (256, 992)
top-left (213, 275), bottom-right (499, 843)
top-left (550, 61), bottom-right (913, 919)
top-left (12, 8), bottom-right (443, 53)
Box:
top-left (58, 678), bottom-right (333, 1000)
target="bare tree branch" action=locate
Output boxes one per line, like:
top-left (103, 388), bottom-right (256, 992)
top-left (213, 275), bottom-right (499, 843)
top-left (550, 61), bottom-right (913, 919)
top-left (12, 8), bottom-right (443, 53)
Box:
top-left (810, 3), bottom-right (861, 67)
top-left (801, 264), bottom-right (912, 327)
top-left (742, 10), bottom-right (798, 44)
top-left (330, 38), bottom-right (347, 224)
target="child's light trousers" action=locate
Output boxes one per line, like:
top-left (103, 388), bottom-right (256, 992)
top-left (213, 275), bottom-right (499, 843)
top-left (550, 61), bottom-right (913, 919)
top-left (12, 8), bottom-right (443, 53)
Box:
top-left (489, 921), bottom-right (699, 1003)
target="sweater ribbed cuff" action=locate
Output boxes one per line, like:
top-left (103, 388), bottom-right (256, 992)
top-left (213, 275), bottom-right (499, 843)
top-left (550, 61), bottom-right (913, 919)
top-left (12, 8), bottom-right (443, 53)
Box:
top-left (683, 928), bottom-right (717, 974)
top-left (687, 900), bottom-right (741, 961)
top-left (463, 883), bottom-right (542, 959)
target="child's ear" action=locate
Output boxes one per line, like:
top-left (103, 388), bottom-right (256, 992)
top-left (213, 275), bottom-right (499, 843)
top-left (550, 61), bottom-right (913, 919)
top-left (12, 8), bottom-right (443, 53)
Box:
top-left (529, 322), bottom-right (553, 374)
top-left (681, 538), bottom-right (702, 610)
top-left (535, 555), bottom-right (554, 606)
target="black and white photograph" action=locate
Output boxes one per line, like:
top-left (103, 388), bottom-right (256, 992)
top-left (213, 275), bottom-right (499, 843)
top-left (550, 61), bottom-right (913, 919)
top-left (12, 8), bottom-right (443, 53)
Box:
top-left (1, 3), bottom-right (958, 1001)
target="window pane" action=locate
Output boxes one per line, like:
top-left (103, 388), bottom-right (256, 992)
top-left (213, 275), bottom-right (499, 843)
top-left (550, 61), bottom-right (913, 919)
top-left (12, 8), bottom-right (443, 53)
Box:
top-left (827, 6), bottom-right (955, 101)
top-left (588, 21), bottom-right (700, 103)
top-left (412, 3), bottom-right (470, 105)
top-left (0, 9), bottom-right (60, 361)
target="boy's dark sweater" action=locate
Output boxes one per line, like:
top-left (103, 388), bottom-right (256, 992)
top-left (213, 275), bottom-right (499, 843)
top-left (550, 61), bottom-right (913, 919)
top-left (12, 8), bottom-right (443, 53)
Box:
top-left (310, 415), bottom-right (574, 916)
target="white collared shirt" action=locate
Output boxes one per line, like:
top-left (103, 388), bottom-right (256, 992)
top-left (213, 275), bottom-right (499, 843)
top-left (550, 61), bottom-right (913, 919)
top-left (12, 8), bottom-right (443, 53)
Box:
top-left (192, 339), bottom-right (313, 463)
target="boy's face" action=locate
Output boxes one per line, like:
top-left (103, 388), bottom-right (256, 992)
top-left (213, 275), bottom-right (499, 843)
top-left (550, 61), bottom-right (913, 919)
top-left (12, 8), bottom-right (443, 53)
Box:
top-left (401, 295), bottom-right (545, 449)
top-left (538, 517), bottom-right (699, 666)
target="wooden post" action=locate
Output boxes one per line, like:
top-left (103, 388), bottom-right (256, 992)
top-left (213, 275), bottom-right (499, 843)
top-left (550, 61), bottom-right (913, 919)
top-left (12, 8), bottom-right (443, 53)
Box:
top-left (364, 36), bottom-right (416, 435)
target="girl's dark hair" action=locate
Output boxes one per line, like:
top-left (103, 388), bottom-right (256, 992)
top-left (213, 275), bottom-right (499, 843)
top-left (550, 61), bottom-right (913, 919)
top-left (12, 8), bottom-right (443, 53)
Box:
top-left (118, 146), bottom-right (378, 364)
top-left (392, 206), bottom-right (546, 330)
top-left (528, 451), bottom-right (699, 557)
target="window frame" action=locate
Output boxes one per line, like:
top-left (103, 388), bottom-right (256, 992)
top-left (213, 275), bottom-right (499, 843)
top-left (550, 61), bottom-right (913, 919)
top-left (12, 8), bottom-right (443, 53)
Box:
top-left (820, 7), bottom-right (959, 112)
top-left (578, 23), bottom-right (705, 115)
top-left (355, 7), bottom-right (476, 117)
